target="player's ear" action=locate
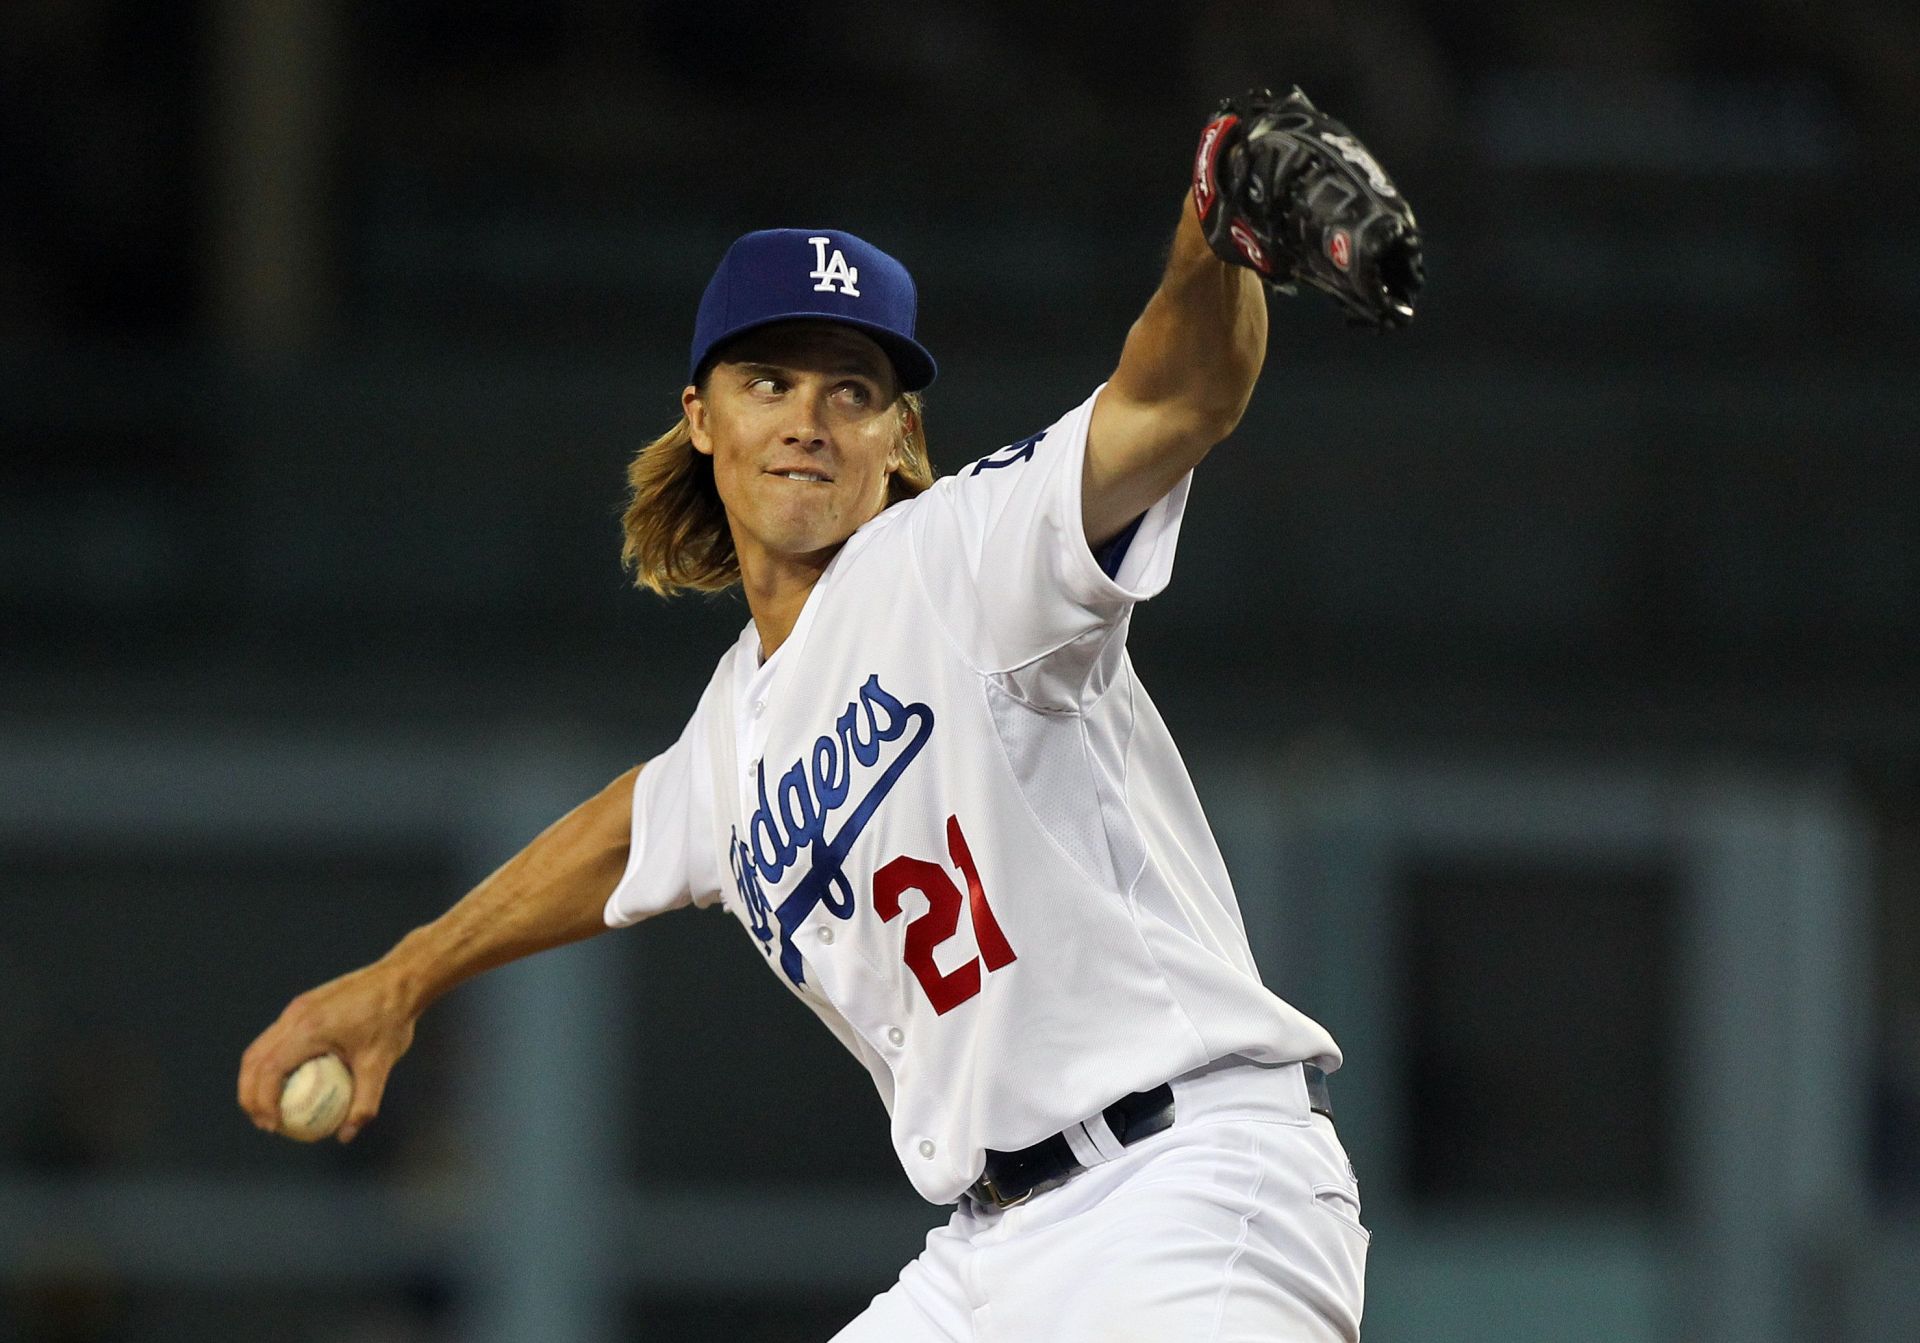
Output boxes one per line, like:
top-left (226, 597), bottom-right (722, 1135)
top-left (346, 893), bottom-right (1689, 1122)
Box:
top-left (683, 384), bottom-right (713, 456)
top-left (888, 399), bottom-right (916, 474)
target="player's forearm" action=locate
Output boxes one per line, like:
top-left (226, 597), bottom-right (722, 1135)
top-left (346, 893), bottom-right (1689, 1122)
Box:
top-left (1110, 195), bottom-right (1268, 435)
top-left (379, 766), bottom-right (638, 1016)
top-left (1081, 197), bottom-right (1270, 545)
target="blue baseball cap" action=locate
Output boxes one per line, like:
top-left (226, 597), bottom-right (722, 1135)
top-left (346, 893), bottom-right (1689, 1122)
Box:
top-left (688, 228), bottom-right (937, 392)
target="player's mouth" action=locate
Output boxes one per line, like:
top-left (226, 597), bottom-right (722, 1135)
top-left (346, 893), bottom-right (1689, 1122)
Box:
top-left (766, 468), bottom-right (833, 484)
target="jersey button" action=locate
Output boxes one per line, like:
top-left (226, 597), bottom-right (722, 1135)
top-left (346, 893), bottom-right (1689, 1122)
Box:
top-left (817, 926), bottom-right (835, 945)
top-left (917, 1139), bottom-right (936, 1160)
top-left (886, 1026), bottom-right (905, 1047)
top-left (753, 699), bottom-right (766, 715)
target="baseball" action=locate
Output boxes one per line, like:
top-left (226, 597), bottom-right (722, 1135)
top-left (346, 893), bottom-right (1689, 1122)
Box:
top-left (278, 1054), bottom-right (353, 1142)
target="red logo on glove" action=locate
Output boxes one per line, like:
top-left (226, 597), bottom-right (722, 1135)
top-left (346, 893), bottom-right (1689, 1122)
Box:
top-left (1327, 229), bottom-right (1352, 272)
top-left (1228, 220), bottom-right (1271, 275)
top-left (1192, 115), bottom-right (1236, 222)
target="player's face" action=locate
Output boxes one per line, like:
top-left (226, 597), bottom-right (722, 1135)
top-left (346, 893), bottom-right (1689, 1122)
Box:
top-left (684, 322), bottom-right (908, 568)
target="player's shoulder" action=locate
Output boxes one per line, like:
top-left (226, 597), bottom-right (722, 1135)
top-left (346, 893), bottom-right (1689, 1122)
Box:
top-left (931, 385), bottom-right (1107, 495)
top-left (837, 491), bottom-right (921, 564)
top-left (833, 384), bottom-right (1103, 572)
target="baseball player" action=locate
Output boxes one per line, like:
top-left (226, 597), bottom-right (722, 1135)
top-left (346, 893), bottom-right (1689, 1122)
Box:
top-left (238, 90), bottom-right (1420, 1341)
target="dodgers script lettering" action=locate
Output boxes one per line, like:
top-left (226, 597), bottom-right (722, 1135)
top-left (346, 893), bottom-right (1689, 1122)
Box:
top-left (732, 674), bottom-right (936, 985)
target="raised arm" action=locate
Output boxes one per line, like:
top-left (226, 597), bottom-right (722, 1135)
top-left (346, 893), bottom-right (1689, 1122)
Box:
top-left (237, 764), bottom-right (639, 1141)
top-left (1082, 196), bottom-right (1266, 550)
top-left (1083, 88), bottom-right (1422, 553)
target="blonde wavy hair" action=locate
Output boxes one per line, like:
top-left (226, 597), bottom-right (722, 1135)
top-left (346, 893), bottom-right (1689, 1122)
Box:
top-left (622, 387), bottom-right (933, 596)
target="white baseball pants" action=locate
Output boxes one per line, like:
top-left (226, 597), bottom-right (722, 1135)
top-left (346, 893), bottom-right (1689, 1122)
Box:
top-left (829, 1056), bottom-right (1369, 1343)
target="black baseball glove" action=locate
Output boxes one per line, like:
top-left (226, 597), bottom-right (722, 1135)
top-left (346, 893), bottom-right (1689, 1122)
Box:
top-left (1192, 87), bottom-right (1423, 329)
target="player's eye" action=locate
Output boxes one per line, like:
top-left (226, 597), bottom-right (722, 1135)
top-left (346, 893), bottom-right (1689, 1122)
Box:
top-left (835, 381), bottom-right (873, 406)
top-left (748, 376), bottom-right (786, 394)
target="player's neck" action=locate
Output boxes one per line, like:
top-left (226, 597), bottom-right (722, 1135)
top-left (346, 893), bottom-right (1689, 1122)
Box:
top-left (736, 543), bottom-right (836, 662)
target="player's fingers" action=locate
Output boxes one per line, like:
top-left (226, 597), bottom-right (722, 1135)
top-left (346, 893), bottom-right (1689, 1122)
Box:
top-left (337, 1052), bottom-right (394, 1143)
top-left (238, 1025), bottom-right (295, 1131)
top-left (237, 1038), bottom-right (268, 1127)
top-left (240, 997), bottom-right (329, 1130)
top-left (241, 972), bottom-right (415, 1140)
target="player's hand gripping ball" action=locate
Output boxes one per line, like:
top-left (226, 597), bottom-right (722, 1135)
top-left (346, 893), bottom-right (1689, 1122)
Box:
top-left (1193, 87), bottom-right (1424, 329)
top-left (278, 1053), bottom-right (354, 1142)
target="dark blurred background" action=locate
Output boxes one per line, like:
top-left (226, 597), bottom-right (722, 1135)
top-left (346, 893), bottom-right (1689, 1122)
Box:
top-left (2, 2), bottom-right (1916, 1340)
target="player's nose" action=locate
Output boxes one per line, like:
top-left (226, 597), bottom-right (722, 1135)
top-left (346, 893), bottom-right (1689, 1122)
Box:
top-left (778, 395), bottom-right (831, 447)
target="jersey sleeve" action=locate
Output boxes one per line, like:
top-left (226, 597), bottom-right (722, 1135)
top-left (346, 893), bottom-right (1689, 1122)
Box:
top-left (911, 383), bottom-right (1192, 692)
top-left (603, 696), bottom-right (726, 927)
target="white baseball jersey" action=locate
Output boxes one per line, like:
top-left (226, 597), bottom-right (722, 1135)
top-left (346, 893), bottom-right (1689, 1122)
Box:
top-left (605, 385), bottom-right (1341, 1204)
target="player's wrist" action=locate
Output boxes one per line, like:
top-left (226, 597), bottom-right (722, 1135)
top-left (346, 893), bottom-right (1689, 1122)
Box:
top-left (372, 929), bottom-right (448, 1020)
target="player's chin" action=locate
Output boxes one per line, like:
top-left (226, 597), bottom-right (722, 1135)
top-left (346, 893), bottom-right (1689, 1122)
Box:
top-left (759, 510), bottom-right (855, 559)
top-left (752, 483), bottom-right (870, 550)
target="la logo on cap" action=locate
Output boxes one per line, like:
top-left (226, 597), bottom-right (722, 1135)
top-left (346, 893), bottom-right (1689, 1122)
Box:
top-left (687, 227), bottom-right (936, 390)
top-left (808, 236), bottom-right (860, 297)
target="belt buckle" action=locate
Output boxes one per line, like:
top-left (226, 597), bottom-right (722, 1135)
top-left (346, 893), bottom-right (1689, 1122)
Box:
top-left (973, 1169), bottom-right (1034, 1210)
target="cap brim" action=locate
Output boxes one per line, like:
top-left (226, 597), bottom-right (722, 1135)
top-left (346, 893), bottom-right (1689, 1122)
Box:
top-left (697, 313), bottom-right (937, 393)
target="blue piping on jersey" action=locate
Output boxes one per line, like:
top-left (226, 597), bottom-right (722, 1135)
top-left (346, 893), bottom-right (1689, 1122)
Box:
top-left (1095, 513), bottom-right (1145, 580)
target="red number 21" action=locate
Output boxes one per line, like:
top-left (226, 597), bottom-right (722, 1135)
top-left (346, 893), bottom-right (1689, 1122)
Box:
top-left (873, 815), bottom-right (1017, 1015)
